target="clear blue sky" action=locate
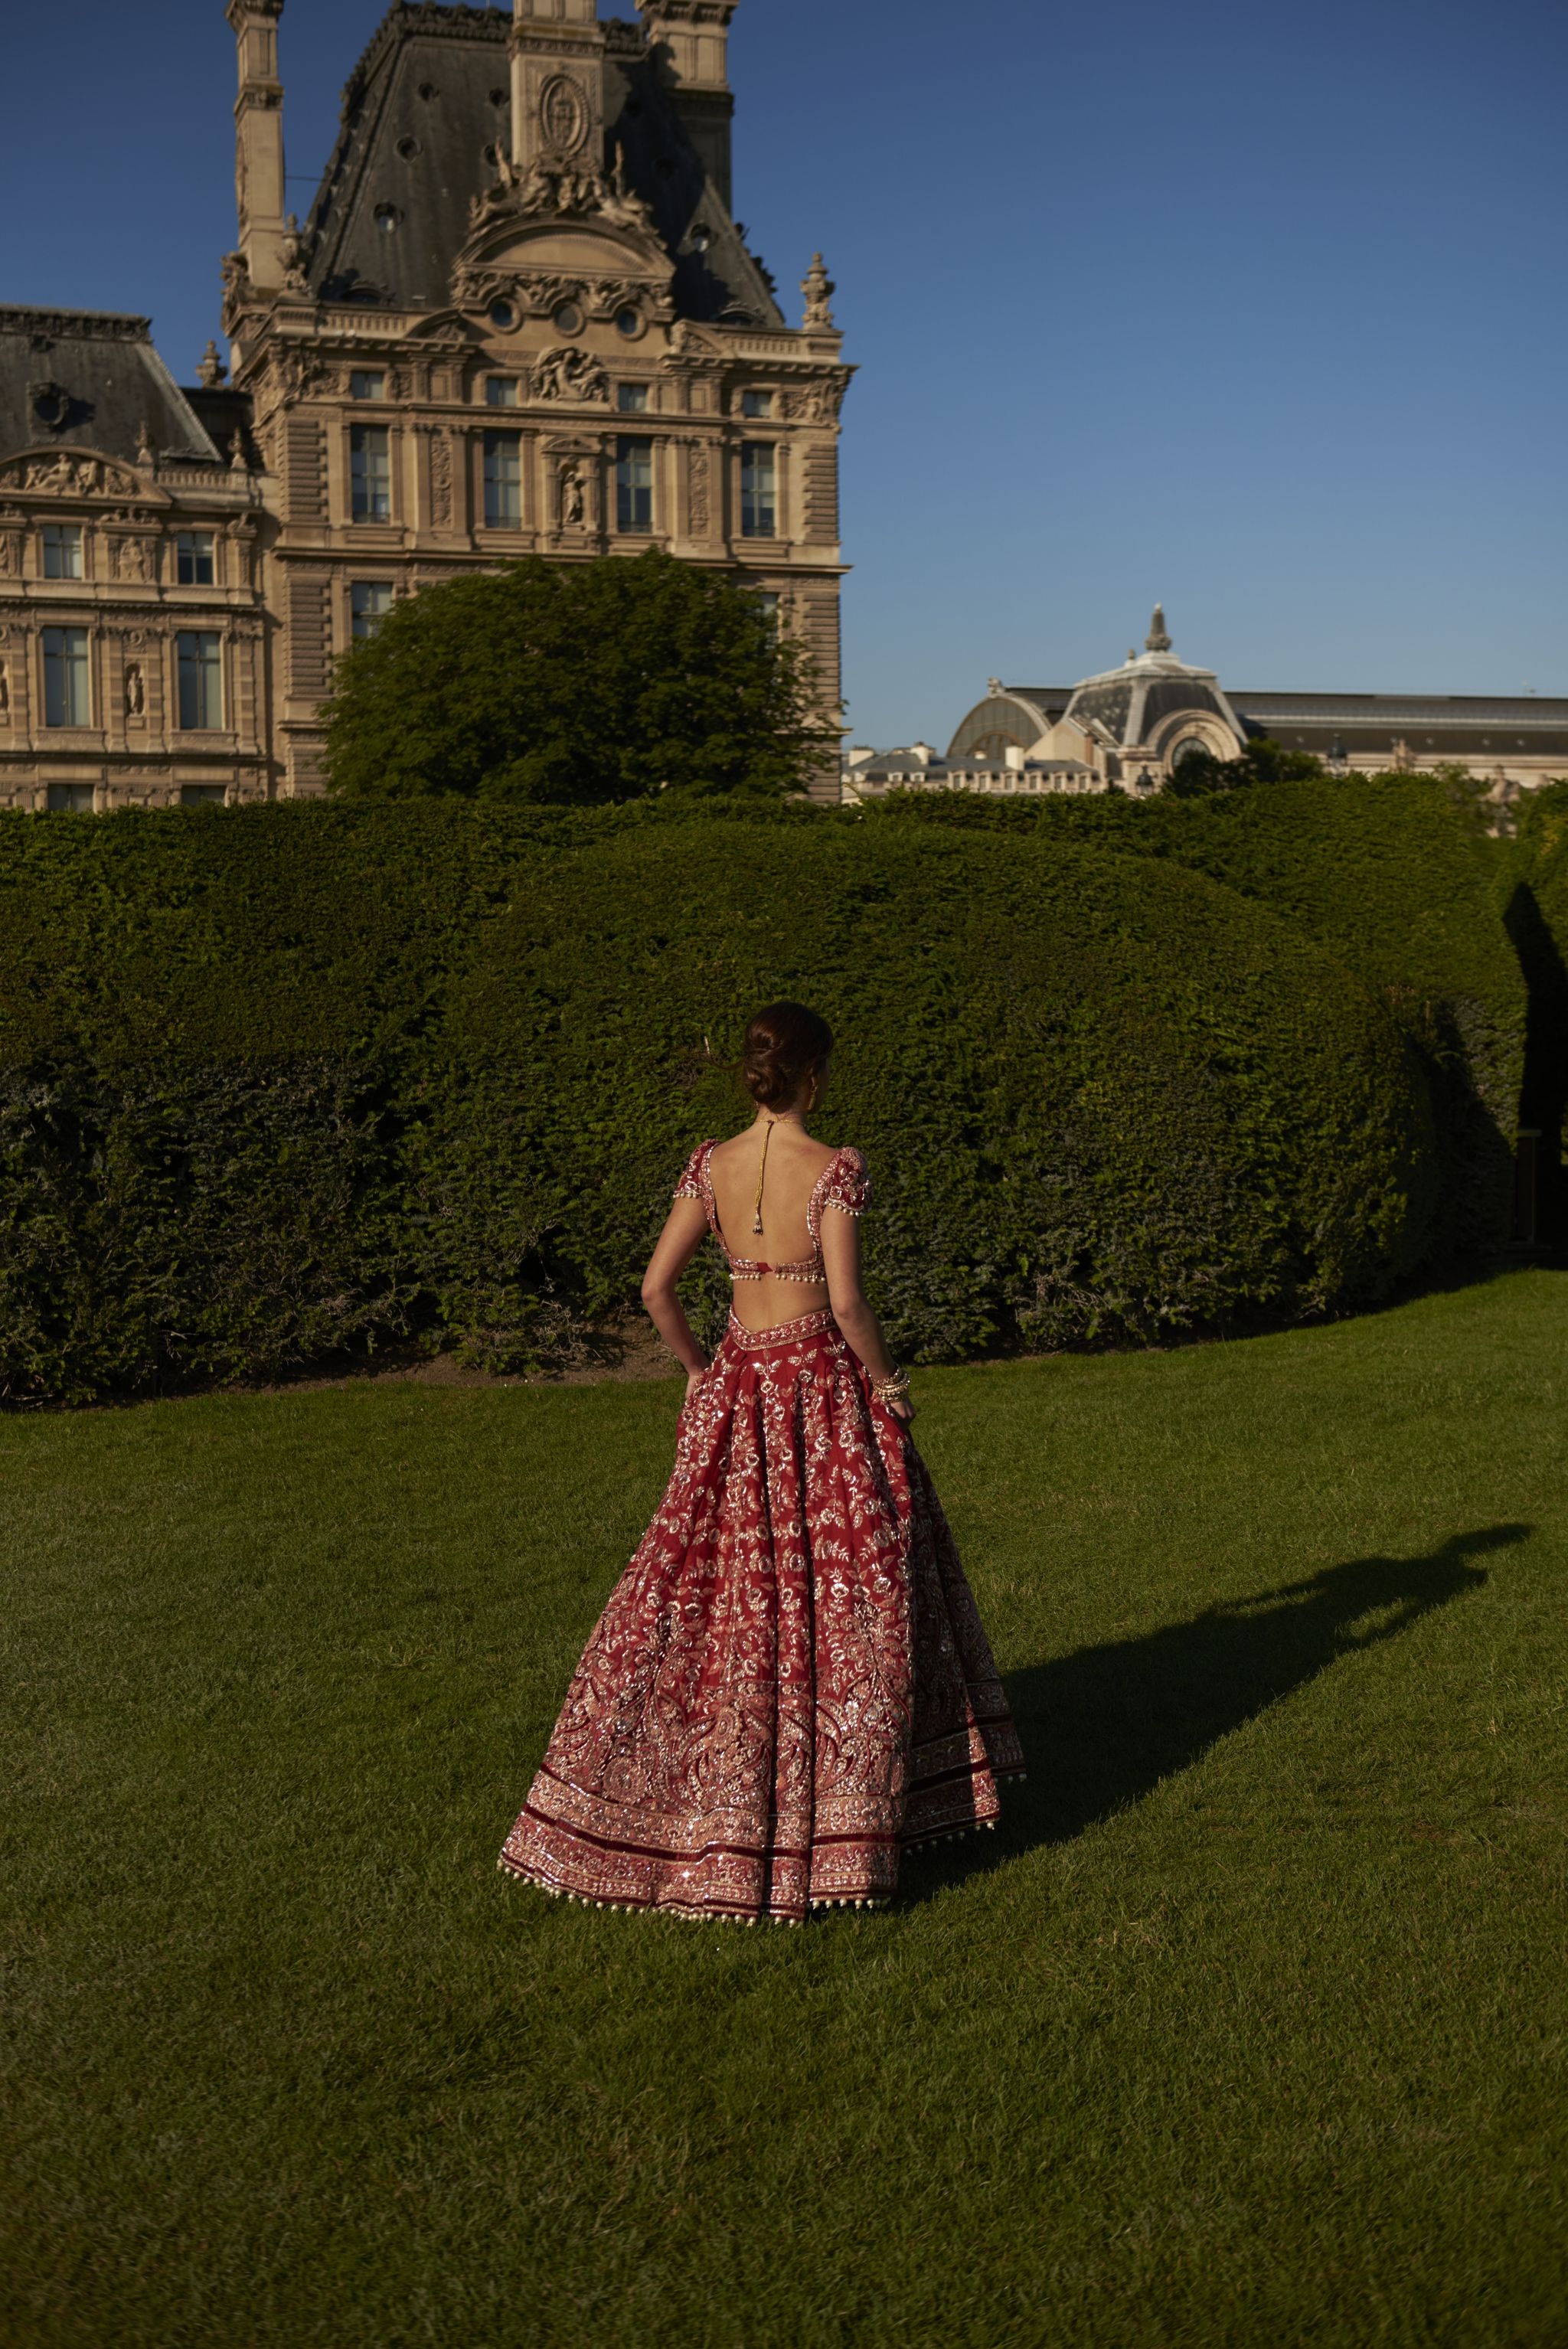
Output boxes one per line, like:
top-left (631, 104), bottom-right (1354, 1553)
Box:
top-left (2, 0), bottom-right (1563, 743)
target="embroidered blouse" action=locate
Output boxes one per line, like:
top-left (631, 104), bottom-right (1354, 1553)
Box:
top-left (675, 1139), bottom-right (871, 1283)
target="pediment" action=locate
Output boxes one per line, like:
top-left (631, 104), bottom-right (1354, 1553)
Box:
top-left (466, 220), bottom-right (672, 283)
top-left (0, 446), bottom-right (167, 504)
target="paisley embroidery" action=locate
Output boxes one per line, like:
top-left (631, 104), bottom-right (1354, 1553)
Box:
top-left (499, 1308), bottom-right (1024, 1925)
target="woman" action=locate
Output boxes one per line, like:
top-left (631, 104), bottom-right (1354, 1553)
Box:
top-left (499, 1002), bottom-right (1023, 1925)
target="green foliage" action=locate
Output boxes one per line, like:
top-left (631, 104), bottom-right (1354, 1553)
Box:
top-left (1164, 734), bottom-right (1326, 797)
top-left (0, 802), bottom-right (1437, 1403)
top-left (1505, 780), bottom-right (1568, 1243)
top-left (322, 550), bottom-right (829, 804)
top-left (874, 770), bottom-right (1526, 1259)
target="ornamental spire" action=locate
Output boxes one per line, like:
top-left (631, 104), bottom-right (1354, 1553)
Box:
top-left (1146, 603), bottom-right (1173, 655)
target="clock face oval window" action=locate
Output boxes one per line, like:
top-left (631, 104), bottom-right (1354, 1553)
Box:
top-left (553, 302), bottom-right (584, 338)
top-left (615, 307), bottom-right (643, 340)
top-left (540, 75), bottom-right (589, 155)
top-left (489, 300), bottom-right (518, 332)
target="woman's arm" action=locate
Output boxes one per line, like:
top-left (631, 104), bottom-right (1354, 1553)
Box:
top-left (640, 1197), bottom-right (713, 1394)
top-left (819, 1211), bottom-right (915, 1423)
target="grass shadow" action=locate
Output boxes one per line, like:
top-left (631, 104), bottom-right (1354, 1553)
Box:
top-left (908, 1524), bottom-right (1523, 1897)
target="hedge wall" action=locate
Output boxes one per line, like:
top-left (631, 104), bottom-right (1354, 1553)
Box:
top-left (0, 803), bottom-right (1437, 1403)
top-left (1508, 783), bottom-right (1568, 1245)
top-left (874, 773), bottom-right (1527, 1262)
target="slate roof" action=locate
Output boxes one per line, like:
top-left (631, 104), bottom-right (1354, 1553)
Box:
top-left (1228, 691), bottom-right (1568, 757)
top-left (303, 3), bottom-right (782, 325)
top-left (0, 306), bottom-right (222, 466)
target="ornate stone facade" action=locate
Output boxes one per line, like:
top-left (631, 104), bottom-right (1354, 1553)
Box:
top-left (0, 311), bottom-right (271, 811)
top-left (2, 0), bottom-right (851, 811)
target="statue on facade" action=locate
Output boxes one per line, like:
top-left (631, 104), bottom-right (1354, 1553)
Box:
top-left (0, 661), bottom-right (9, 720)
top-left (278, 215), bottom-right (311, 296)
top-left (559, 462), bottom-right (587, 528)
top-left (119, 535), bottom-right (151, 584)
top-left (124, 662), bottom-right (145, 719)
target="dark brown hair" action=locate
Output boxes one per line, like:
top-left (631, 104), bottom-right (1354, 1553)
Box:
top-left (742, 1001), bottom-right (835, 1111)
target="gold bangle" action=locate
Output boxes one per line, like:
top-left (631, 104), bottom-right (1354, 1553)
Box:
top-left (871, 1367), bottom-right (911, 1406)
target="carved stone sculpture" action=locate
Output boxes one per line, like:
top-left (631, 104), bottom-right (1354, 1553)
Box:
top-left (534, 346), bottom-right (609, 404)
top-left (0, 662), bottom-right (9, 720)
top-left (559, 462), bottom-right (587, 528)
top-left (119, 536), bottom-right (151, 584)
top-left (802, 253), bottom-right (836, 331)
top-left (125, 662), bottom-right (145, 718)
top-left (278, 214), bottom-right (311, 296)
top-left (198, 340), bottom-right (228, 390)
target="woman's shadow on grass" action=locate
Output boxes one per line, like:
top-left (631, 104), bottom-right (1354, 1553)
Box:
top-left (911, 1524), bottom-right (1524, 1893)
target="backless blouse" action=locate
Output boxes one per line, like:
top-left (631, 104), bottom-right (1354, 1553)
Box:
top-left (675, 1139), bottom-right (871, 1283)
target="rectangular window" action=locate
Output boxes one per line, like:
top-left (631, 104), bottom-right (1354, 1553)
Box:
top-left (741, 390), bottom-right (775, 420)
top-left (350, 370), bottom-right (387, 400)
top-left (483, 430), bottom-right (523, 528)
top-left (177, 632), bottom-right (224, 730)
top-left (42, 628), bottom-right (90, 727)
top-left (617, 382), bottom-right (650, 414)
top-left (756, 591), bottom-right (782, 641)
top-left (616, 437), bottom-right (654, 534)
top-left (176, 531), bottom-right (216, 586)
top-left (351, 424), bottom-right (392, 521)
top-left (740, 443), bottom-right (777, 538)
top-left (485, 377), bottom-right (519, 408)
top-left (42, 524), bottom-right (83, 580)
top-left (351, 581), bottom-right (394, 640)
top-left (180, 785), bottom-right (227, 808)
top-left (47, 784), bottom-right (96, 814)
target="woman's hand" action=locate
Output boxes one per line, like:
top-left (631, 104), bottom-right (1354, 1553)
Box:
top-left (887, 1396), bottom-right (917, 1427)
top-left (684, 1366), bottom-right (708, 1412)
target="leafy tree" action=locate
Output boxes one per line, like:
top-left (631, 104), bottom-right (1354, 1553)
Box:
top-left (323, 550), bottom-right (832, 804)
top-left (1164, 736), bottom-right (1325, 799)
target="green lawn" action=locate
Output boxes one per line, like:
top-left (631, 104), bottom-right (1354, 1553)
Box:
top-left (4, 1273), bottom-right (1566, 2349)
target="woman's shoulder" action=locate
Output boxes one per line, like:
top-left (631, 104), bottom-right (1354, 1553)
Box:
top-left (672, 1138), bottom-right (720, 1199)
top-left (811, 1142), bottom-right (871, 1220)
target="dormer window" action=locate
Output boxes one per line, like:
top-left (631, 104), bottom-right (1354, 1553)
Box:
top-left (351, 371), bottom-right (387, 400)
top-left (485, 377), bottom-right (519, 408)
top-left (617, 383), bottom-right (650, 414)
top-left (741, 390), bottom-right (774, 420)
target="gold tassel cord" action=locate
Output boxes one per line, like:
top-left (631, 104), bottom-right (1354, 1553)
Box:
top-left (752, 1120), bottom-right (776, 1237)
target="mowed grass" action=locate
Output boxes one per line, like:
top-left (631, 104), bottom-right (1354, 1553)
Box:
top-left (3, 1274), bottom-right (1566, 2349)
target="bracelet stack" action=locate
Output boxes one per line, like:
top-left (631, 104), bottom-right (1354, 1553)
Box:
top-left (871, 1367), bottom-right (912, 1407)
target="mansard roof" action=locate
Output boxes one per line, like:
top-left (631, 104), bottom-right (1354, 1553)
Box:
top-left (0, 306), bottom-right (222, 467)
top-left (302, 2), bottom-right (781, 325)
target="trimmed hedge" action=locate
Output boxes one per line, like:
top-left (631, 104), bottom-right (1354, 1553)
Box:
top-left (874, 773), bottom-right (1527, 1259)
top-left (1508, 783), bottom-right (1568, 1245)
top-left (0, 803), bottom-right (1437, 1403)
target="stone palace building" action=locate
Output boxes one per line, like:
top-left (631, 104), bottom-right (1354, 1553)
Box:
top-left (0, 0), bottom-right (851, 812)
top-left (848, 609), bottom-right (1568, 809)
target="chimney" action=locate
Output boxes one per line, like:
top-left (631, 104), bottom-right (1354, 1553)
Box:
top-left (227, 0), bottom-right (289, 289)
top-left (637, 2), bottom-right (740, 212)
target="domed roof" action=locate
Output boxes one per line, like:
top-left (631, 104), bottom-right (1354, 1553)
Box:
top-left (1064, 606), bottom-right (1244, 753)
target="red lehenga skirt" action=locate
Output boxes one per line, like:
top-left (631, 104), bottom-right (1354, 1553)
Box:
top-left (499, 1308), bottom-right (1024, 1926)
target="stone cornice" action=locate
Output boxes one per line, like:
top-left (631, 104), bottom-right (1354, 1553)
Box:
top-left (0, 306), bottom-right (152, 345)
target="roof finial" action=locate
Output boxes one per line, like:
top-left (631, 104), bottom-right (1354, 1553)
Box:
top-left (197, 339), bottom-right (227, 390)
top-left (1146, 603), bottom-right (1172, 654)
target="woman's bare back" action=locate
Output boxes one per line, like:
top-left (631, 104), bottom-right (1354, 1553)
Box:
top-left (708, 1123), bottom-right (837, 1331)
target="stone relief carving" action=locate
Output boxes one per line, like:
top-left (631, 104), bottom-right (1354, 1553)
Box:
top-left (466, 152), bottom-right (655, 238)
top-left (688, 442), bottom-right (710, 536)
top-left (2, 453), bottom-right (139, 498)
top-left (430, 430), bottom-right (453, 527)
top-left (118, 535), bottom-right (152, 584)
top-left (540, 74), bottom-right (590, 156)
top-left (278, 214), bottom-right (312, 296)
top-left (0, 534), bottom-right (18, 577)
top-left (534, 346), bottom-right (609, 404)
top-left (0, 661), bottom-right (8, 721)
top-left (124, 663), bottom-right (145, 719)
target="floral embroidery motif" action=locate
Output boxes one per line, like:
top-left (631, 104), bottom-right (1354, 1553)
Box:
top-left (499, 1301), bottom-right (1024, 1926)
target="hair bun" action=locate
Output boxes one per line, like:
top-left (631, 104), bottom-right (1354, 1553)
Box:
top-left (742, 1001), bottom-right (835, 1112)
